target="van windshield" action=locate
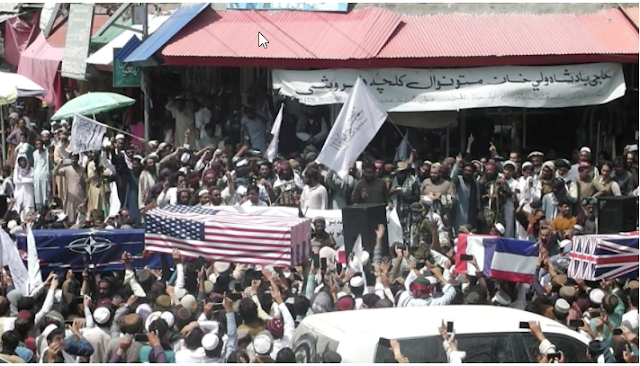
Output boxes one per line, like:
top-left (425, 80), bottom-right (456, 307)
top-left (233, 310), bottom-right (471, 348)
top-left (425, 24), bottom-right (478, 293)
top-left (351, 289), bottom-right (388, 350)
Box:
top-left (375, 336), bottom-right (448, 363)
top-left (375, 333), bottom-right (517, 363)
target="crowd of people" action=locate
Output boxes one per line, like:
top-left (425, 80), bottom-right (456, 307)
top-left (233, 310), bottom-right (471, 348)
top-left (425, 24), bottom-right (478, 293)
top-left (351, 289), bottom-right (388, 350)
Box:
top-left (0, 96), bottom-right (638, 363)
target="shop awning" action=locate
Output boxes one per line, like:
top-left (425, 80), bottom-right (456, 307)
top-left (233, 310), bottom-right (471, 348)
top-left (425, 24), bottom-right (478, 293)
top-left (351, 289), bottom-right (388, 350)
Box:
top-left (17, 14), bottom-right (110, 109)
top-left (123, 3), bottom-right (209, 65)
top-left (372, 8), bottom-right (639, 68)
top-left (90, 18), bottom-right (132, 47)
top-left (161, 7), bottom-right (402, 68)
top-left (0, 13), bottom-right (20, 23)
top-left (16, 32), bottom-right (63, 106)
top-left (86, 14), bottom-right (172, 67)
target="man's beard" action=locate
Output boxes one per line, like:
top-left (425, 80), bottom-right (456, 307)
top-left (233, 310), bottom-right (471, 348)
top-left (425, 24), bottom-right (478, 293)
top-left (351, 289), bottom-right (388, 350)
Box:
top-left (462, 174), bottom-right (473, 182)
top-left (133, 167), bottom-right (143, 176)
top-left (212, 197), bottom-right (222, 206)
top-left (585, 212), bottom-right (596, 220)
top-left (419, 171), bottom-right (430, 181)
top-left (278, 170), bottom-right (293, 181)
top-left (430, 175), bottom-right (441, 183)
top-left (485, 172), bottom-right (498, 181)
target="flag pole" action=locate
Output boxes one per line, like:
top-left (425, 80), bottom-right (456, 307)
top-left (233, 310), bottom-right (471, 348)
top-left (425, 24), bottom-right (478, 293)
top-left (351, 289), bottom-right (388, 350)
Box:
top-left (386, 116), bottom-right (415, 152)
top-left (76, 114), bottom-right (145, 142)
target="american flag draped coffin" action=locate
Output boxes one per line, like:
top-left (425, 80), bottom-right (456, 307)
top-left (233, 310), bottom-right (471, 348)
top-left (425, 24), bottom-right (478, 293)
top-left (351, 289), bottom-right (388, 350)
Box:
top-left (144, 205), bottom-right (312, 266)
top-left (568, 232), bottom-right (639, 281)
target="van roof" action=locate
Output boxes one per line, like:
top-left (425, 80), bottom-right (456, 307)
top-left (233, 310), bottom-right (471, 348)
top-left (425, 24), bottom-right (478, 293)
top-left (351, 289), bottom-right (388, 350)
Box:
top-left (299, 305), bottom-right (585, 341)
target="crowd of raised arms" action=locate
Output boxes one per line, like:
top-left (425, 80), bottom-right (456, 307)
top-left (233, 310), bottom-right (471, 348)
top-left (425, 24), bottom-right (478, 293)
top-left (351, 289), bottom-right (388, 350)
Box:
top-left (0, 100), bottom-right (637, 363)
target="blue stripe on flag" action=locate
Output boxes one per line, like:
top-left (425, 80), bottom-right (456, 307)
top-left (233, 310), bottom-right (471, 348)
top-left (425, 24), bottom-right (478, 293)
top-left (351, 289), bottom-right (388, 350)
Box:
top-left (494, 238), bottom-right (538, 257)
top-left (482, 238), bottom-right (497, 277)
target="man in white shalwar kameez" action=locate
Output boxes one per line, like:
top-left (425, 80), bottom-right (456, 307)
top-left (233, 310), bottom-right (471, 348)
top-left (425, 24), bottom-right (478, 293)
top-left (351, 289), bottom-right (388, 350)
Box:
top-left (502, 161), bottom-right (518, 238)
top-left (13, 154), bottom-right (35, 220)
top-left (166, 96), bottom-right (196, 148)
top-left (515, 162), bottom-right (541, 240)
top-left (32, 139), bottom-right (52, 209)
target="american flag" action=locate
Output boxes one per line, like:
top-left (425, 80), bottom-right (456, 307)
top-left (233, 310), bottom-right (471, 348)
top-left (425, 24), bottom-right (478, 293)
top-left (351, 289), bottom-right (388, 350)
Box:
top-left (145, 205), bottom-right (311, 266)
top-left (568, 233), bottom-right (639, 281)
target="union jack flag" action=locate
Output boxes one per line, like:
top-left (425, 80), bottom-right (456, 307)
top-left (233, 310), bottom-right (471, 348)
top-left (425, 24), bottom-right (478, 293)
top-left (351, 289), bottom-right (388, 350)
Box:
top-left (568, 233), bottom-right (639, 281)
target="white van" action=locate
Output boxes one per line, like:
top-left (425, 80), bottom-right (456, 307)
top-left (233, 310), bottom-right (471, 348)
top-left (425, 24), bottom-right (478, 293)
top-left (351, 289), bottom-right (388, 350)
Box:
top-left (291, 305), bottom-right (591, 363)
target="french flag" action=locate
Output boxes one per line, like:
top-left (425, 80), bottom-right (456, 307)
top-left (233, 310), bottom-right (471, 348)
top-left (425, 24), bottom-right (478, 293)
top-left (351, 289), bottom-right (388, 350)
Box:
top-left (455, 234), bottom-right (539, 283)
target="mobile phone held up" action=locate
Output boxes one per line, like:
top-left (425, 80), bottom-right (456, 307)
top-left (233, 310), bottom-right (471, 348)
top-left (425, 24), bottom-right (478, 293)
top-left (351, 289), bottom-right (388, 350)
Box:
top-left (568, 319), bottom-right (584, 328)
top-left (446, 321), bottom-right (454, 334)
top-left (134, 333), bottom-right (148, 342)
top-left (460, 254), bottom-right (473, 261)
top-left (320, 258), bottom-right (328, 271)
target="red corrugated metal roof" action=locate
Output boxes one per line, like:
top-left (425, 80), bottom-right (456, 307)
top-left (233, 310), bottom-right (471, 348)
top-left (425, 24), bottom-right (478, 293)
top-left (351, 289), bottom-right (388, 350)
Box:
top-left (47, 14), bottom-right (111, 48)
top-left (377, 9), bottom-right (639, 59)
top-left (622, 6), bottom-right (639, 28)
top-left (162, 7), bottom-right (401, 61)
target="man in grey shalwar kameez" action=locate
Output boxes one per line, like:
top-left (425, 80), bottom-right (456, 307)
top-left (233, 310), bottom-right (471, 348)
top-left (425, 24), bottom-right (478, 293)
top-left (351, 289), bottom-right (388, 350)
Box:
top-left (451, 160), bottom-right (481, 234)
top-left (325, 167), bottom-right (358, 209)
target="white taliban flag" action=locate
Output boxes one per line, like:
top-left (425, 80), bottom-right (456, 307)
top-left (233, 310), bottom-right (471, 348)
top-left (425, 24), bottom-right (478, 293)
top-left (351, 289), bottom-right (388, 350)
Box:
top-left (264, 104), bottom-right (284, 163)
top-left (393, 131), bottom-right (409, 162)
top-left (0, 227), bottom-right (29, 296)
top-left (316, 77), bottom-right (387, 179)
top-left (352, 235), bottom-right (367, 288)
top-left (71, 114), bottom-right (107, 154)
top-left (26, 223), bottom-right (43, 294)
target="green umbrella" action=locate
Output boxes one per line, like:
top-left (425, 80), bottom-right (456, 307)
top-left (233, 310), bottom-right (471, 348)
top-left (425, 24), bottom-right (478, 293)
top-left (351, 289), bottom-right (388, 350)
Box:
top-left (51, 92), bottom-right (136, 121)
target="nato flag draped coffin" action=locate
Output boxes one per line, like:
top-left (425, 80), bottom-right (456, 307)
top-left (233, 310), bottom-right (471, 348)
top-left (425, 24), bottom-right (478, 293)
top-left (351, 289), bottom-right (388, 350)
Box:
top-left (568, 233), bottom-right (639, 281)
top-left (144, 205), bottom-right (311, 266)
top-left (455, 234), bottom-right (539, 283)
top-left (15, 228), bottom-right (159, 272)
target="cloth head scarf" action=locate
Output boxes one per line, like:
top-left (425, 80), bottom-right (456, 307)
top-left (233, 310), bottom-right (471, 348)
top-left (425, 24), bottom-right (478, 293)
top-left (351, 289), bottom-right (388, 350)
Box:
top-left (410, 277), bottom-right (432, 296)
top-left (538, 161), bottom-right (556, 180)
top-left (13, 153), bottom-right (31, 180)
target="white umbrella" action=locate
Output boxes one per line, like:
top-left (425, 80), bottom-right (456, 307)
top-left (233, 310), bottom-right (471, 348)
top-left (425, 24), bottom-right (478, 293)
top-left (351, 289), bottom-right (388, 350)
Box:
top-left (0, 83), bottom-right (18, 106)
top-left (0, 71), bottom-right (46, 106)
top-left (0, 72), bottom-right (45, 165)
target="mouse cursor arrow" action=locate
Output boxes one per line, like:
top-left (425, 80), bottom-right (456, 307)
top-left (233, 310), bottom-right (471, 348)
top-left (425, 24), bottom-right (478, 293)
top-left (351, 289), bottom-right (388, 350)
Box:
top-left (258, 32), bottom-right (269, 49)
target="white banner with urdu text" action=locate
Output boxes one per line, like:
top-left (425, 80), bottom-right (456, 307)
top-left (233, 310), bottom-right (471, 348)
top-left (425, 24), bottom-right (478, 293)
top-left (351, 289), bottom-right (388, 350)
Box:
top-left (272, 62), bottom-right (626, 112)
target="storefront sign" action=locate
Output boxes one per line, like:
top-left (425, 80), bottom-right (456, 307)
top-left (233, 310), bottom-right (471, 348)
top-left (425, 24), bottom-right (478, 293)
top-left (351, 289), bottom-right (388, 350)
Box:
top-left (226, 3), bottom-right (348, 12)
top-left (273, 63), bottom-right (626, 112)
top-left (112, 47), bottom-right (141, 87)
top-left (61, 4), bottom-right (94, 80)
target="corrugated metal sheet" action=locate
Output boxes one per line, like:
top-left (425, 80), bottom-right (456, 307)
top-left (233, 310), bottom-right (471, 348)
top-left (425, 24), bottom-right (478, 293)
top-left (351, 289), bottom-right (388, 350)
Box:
top-left (377, 9), bottom-right (638, 59)
top-left (86, 14), bottom-right (172, 66)
top-left (115, 35), bottom-right (142, 61)
top-left (622, 7), bottom-right (639, 28)
top-left (90, 18), bottom-right (132, 47)
top-left (123, 3), bottom-right (209, 63)
top-left (46, 14), bottom-right (111, 48)
top-left (162, 7), bottom-right (402, 60)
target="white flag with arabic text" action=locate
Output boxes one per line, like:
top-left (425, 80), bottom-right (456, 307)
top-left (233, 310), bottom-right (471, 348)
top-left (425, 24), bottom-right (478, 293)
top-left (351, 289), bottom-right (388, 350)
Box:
top-left (71, 114), bottom-right (107, 154)
top-left (264, 104), bottom-right (284, 163)
top-left (316, 77), bottom-right (387, 179)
